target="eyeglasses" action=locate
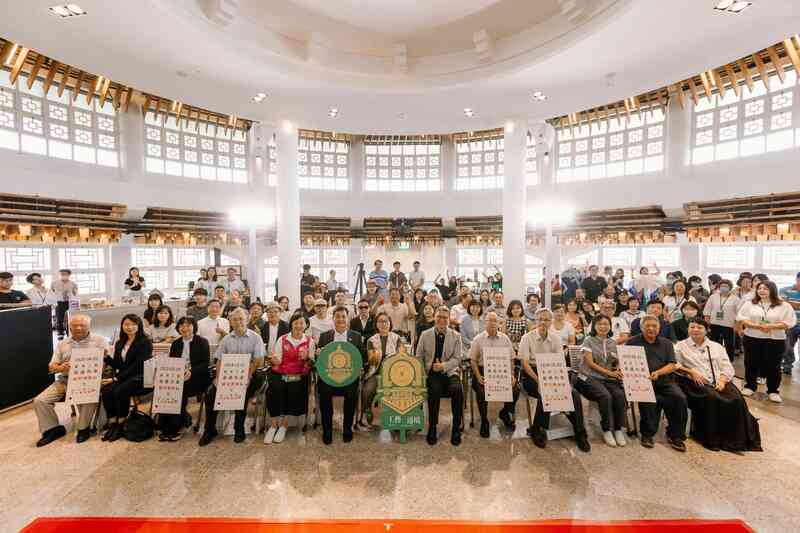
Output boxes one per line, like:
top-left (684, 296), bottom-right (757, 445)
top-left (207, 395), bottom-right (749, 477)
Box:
top-left (358, 306), bottom-right (369, 310)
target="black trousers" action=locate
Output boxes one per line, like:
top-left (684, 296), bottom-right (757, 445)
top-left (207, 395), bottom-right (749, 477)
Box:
top-left (266, 372), bottom-right (310, 418)
top-left (638, 379), bottom-right (687, 440)
top-left (159, 377), bottom-right (210, 436)
top-left (317, 380), bottom-right (358, 434)
top-left (709, 324), bottom-right (736, 362)
top-left (55, 301), bottom-right (69, 336)
top-left (743, 335), bottom-right (785, 394)
top-left (521, 374), bottom-right (586, 437)
top-left (101, 378), bottom-right (150, 419)
top-left (574, 376), bottom-right (626, 432)
top-left (427, 372), bottom-right (464, 431)
top-left (203, 377), bottom-right (260, 434)
top-left (472, 366), bottom-right (518, 422)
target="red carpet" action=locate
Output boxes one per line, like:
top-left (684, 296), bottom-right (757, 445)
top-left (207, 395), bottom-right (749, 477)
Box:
top-left (21, 518), bottom-right (756, 533)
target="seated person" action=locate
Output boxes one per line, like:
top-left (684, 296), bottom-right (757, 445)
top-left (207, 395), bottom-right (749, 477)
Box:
top-left (518, 308), bottom-right (590, 452)
top-left (625, 315), bottom-right (688, 451)
top-left (186, 288), bottom-right (209, 322)
top-left (575, 315), bottom-right (627, 448)
top-left (33, 314), bottom-right (108, 446)
top-left (316, 306), bottom-right (366, 445)
top-left (197, 300), bottom-right (230, 348)
top-left (222, 290), bottom-right (245, 319)
top-left (417, 306), bottom-right (464, 446)
top-left (469, 311), bottom-right (519, 438)
top-left (264, 312), bottom-right (315, 444)
top-left (350, 299), bottom-right (376, 341)
top-left (669, 300), bottom-right (701, 342)
top-left (247, 301), bottom-right (265, 333)
top-left (260, 302), bottom-right (290, 355)
top-left (309, 298), bottom-right (334, 340)
top-left (101, 314), bottom-right (153, 442)
top-left (675, 318), bottom-right (762, 452)
top-left (199, 308), bottom-right (265, 446)
top-left (158, 317), bottom-right (212, 441)
top-left (145, 304), bottom-right (178, 344)
top-left (630, 300), bottom-right (677, 342)
top-left (362, 312), bottom-right (402, 427)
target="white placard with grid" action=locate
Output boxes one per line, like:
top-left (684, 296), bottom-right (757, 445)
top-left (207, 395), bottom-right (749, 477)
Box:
top-left (65, 347), bottom-right (104, 405)
top-left (533, 352), bottom-right (574, 412)
top-left (483, 347), bottom-right (513, 402)
top-left (152, 356), bottom-right (186, 415)
top-left (214, 353), bottom-right (251, 411)
top-left (618, 345), bottom-right (656, 403)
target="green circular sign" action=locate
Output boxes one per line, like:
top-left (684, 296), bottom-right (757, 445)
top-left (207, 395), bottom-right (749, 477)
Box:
top-left (317, 341), bottom-right (363, 387)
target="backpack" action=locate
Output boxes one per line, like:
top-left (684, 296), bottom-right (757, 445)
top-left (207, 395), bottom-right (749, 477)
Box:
top-left (124, 409), bottom-right (155, 442)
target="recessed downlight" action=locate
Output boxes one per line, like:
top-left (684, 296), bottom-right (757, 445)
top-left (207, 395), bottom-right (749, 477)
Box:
top-left (463, 108), bottom-right (474, 118)
top-left (714, 0), bottom-right (752, 13)
top-left (532, 91), bottom-right (548, 102)
top-left (252, 92), bottom-right (268, 103)
top-left (49, 4), bottom-right (87, 18)
top-left (328, 107), bottom-right (339, 118)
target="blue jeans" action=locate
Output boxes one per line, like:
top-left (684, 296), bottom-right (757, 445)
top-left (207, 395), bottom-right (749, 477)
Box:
top-left (783, 324), bottom-right (800, 371)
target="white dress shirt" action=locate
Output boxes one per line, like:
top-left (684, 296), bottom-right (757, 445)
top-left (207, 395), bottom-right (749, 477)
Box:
top-left (703, 292), bottom-right (740, 328)
top-left (675, 337), bottom-right (735, 384)
top-left (197, 315), bottom-right (230, 346)
top-left (737, 300), bottom-right (797, 340)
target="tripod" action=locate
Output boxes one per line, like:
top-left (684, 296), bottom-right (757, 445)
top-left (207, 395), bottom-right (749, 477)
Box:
top-left (352, 262), bottom-right (367, 302)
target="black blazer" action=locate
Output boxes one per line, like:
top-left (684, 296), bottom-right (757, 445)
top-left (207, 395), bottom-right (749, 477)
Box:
top-left (107, 336), bottom-right (153, 382)
top-left (318, 329), bottom-right (367, 366)
top-left (259, 319), bottom-right (290, 347)
top-left (349, 315), bottom-right (376, 341)
top-left (169, 335), bottom-right (211, 386)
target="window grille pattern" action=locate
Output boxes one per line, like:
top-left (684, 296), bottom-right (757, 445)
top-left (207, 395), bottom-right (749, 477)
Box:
top-left (602, 247), bottom-right (637, 267)
top-left (297, 137), bottom-right (349, 190)
top-left (455, 134), bottom-right (504, 190)
top-left (364, 138), bottom-right (441, 192)
top-left (457, 247), bottom-right (502, 281)
top-left (640, 247), bottom-right (680, 267)
top-left (704, 245), bottom-right (755, 270)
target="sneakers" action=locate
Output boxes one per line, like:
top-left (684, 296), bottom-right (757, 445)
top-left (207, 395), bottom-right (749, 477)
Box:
top-left (264, 426), bottom-right (277, 444)
top-left (159, 432), bottom-right (182, 442)
top-left (36, 425), bottom-right (66, 447)
top-left (602, 431), bottom-right (617, 447)
top-left (273, 426), bottom-right (287, 443)
top-left (426, 425), bottom-right (438, 446)
top-left (668, 437), bottom-right (687, 452)
top-left (741, 387), bottom-right (755, 397)
top-left (768, 393), bottom-right (783, 403)
top-left (613, 430), bottom-right (627, 447)
top-left (641, 434), bottom-right (655, 448)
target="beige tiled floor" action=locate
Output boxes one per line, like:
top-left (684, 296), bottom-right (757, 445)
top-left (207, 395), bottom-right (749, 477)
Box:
top-left (3, 363), bottom-right (798, 533)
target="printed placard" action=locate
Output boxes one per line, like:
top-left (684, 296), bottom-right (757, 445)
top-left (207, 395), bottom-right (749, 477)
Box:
top-left (143, 358), bottom-right (156, 389)
top-left (533, 352), bottom-right (574, 412)
top-left (567, 345), bottom-right (583, 370)
top-left (214, 353), bottom-right (250, 411)
top-left (153, 343), bottom-right (171, 359)
top-left (618, 345), bottom-right (656, 403)
top-left (152, 357), bottom-right (186, 415)
top-left (483, 346), bottom-right (513, 402)
top-left (65, 347), bottom-right (104, 405)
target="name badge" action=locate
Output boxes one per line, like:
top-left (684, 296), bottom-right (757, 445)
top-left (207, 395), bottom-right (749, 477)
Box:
top-left (282, 375), bottom-right (301, 383)
top-left (715, 311), bottom-right (724, 320)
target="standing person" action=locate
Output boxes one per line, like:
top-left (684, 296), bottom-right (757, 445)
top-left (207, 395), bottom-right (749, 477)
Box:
top-left (124, 267), bottom-right (146, 298)
top-left (619, 297), bottom-right (645, 329)
top-left (300, 264), bottom-right (318, 296)
top-left (295, 292), bottom-right (316, 321)
top-left (25, 273), bottom-right (50, 306)
top-left (327, 289), bottom-right (354, 321)
top-left (460, 300), bottom-right (485, 358)
top-left (575, 315), bottom-right (627, 448)
top-left (309, 299), bottom-right (334, 341)
top-left (779, 272), bottom-right (800, 375)
top-left (33, 314), bottom-right (108, 446)
top-left (633, 264), bottom-right (661, 305)
top-left (221, 290), bottom-right (245, 319)
top-left (196, 300), bottom-right (230, 348)
top-left (159, 317), bottom-right (211, 441)
top-left (0, 272), bottom-right (31, 307)
top-left (186, 288), bottom-right (209, 322)
top-left (409, 261), bottom-right (425, 291)
top-left (615, 291), bottom-right (631, 316)
top-left (277, 295), bottom-right (292, 322)
top-left (449, 292), bottom-right (472, 329)
top-left (518, 308), bottom-right (590, 452)
top-left (261, 302), bottom-right (290, 355)
top-left (247, 301), bottom-right (265, 333)
top-left (101, 314), bottom-right (153, 442)
top-left (51, 269), bottom-right (77, 339)
top-left (703, 279), bottom-right (740, 362)
top-left (469, 311), bottom-right (518, 438)
top-left (417, 306), bottom-right (464, 446)
top-left (142, 293), bottom-right (164, 328)
top-left (737, 281), bottom-right (797, 402)
top-left (377, 287), bottom-right (416, 342)
top-left (350, 299), bottom-right (376, 341)
top-left (388, 261), bottom-right (407, 291)
top-left (433, 273), bottom-right (453, 303)
top-left (663, 280), bottom-right (695, 323)
top-left (316, 306), bottom-right (366, 445)
top-left (414, 302), bottom-right (436, 353)
top-left (478, 289), bottom-right (492, 311)
top-left (411, 288), bottom-right (427, 317)
top-left (368, 259), bottom-right (389, 297)
top-left (688, 275), bottom-right (709, 311)
top-left (675, 318), bottom-right (762, 452)
top-left (220, 267), bottom-right (246, 298)
top-left (625, 316), bottom-right (688, 451)
top-left (195, 267), bottom-right (218, 296)
top-left (199, 308), bottom-right (265, 446)
top-left (581, 265), bottom-right (608, 303)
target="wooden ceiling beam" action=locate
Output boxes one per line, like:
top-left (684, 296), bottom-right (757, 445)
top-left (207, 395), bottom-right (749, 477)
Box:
top-left (687, 78), bottom-right (700, 106)
top-left (42, 60), bottom-right (59, 95)
top-left (112, 84), bottom-right (124, 110)
top-left (737, 59), bottom-right (754, 92)
top-left (26, 53), bottom-right (45, 89)
top-left (783, 37), bottom-right (800, 79)
top-left (699, 71), bottom-right (714, 101)
top-left (71, 70), bottom-right (85, 102)
top-left (711, 68), bottom-right (726, 99)
top-left (98, 78), bottom-right (111, 108)
top-left (673, 82), bottom-right (685, 109)
top-left (9, 46), bottom-right (29, 85)
top-left (767, 45), bottom-right (785, 83)
top-left (725, 64), bottom-right (740, 97)
top-left (752, 52), bottom-right (770, 91)
top-left (57, 65), bottom-right (71, 97)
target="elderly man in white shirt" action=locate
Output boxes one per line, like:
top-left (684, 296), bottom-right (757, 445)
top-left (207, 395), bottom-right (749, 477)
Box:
top-left (197, 299), bottom-right (230, 349)
top-left (675, 317), bottom-right (762, 452)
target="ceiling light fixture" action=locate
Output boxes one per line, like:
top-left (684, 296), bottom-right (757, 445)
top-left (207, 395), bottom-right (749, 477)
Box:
top-left (531, 91), bottom-right (547, 102)
top-left (714, 0), bottom-right (752, 13)
top-left (463, 108), bottom-right (474, 118)
top-left (49, 4), bottom-right (87, 18)
top-left (252, 92), bottom-right (268, 103)
top-left (328, 107), bottom-right (339, 118)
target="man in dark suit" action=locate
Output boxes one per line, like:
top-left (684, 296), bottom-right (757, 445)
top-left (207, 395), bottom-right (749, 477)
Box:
top-left (260, 302), bottom-right (290, 354)
top-left (317, 305), bottom-right (366, 444)
top-left (349, 298), bottom-right (376, 340)
top-left (630, 300), bottom-right (677, 342)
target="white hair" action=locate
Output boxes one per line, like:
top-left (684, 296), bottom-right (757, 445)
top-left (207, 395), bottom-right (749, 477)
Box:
top-left (228, 307), bottom-right (248, 322)
top-left (69, 313), bottom-right (91, 325)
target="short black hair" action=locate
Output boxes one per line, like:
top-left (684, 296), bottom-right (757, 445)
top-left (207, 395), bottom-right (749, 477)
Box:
top-left (646, 299), bottom-right (664, 309)
top-left (687, 316), bottom-right (710, 331)
top-left (59, 269), bottom-right (72, 275)
top-left (0, 271), bottom-right (13, 280)
top-left (175, 316), bottom-right (198, 335)
top-left (193, 287), bottom-right (208, 297)
top-left (26, 272), bottom-right (41, 283)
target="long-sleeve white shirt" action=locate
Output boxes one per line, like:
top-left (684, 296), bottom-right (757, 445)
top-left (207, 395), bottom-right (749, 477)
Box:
top-left (675, 337), bottom-right (735, 384)
top-left (736, 300), bottom-right (797, 340)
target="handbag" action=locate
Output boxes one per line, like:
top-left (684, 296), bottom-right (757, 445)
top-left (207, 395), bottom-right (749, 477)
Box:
top-left (123, 409), bottom-right (155, 442)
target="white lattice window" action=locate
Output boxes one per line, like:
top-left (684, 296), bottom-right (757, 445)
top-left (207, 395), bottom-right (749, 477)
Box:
top-left (692, 70), bottom-right (798, 165)
top-left (0, 74), bottom-right (118, 166)
top-left (131, 248), bottom-right (168, 268)
top-left (555, 107), bottom-right (665, 183)
top-left (298, 247), bottom-right (349, 286)
top-left (762, 245), bottom-right (800, 270)
top-left (220, 253), bottom-right (240, 266)
top-left (297, 136), bottom-right (349, 190)
top-left (567, 250), bottom-right (600, 266)
top-left (264, 256), bottom-right (279, 301)
top-left (58, 247), bottom-right (107, 295)
top-left (525, 254), bottom-right (544, 288)
top-left (526, 135), bottom-right (538, 186)
top-left (457, 247), bottom-right (501, 281)
top-left (602, 247), bottom-right (637, 267)
top-left (641, 246), bottom-right (680, 268)
top-left (0, 246), bottom-right (52, 292)
top-left (131, 246), bottom-right (209, 294)
top-left (455, 134), bottom-right (504, 190)
top-left (173, 248), bottom-right (207, 267)
top-left (140, 270), bottom-right (169, 290)
top-left (364, 137), bottom-right (441, 192)
top-left (704, 245), bottom-right (755, 270)
top-left (144, 112), bottom-right (248, 183)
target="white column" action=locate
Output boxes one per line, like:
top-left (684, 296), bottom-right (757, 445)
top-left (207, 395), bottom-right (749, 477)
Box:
top-left (532, 120), bottom-right (558, 307)
top-left (502, 120), bottom-right (527, 300)
top-left (110, 234), bottom-right (135, 303)
top-left (666, 96), bottom-right (692, 178)
top-left (276, 122), bottom-right (301, 310)
top-left (249, 123), bottom-right (270, 190)
top-left (117, 92), bottom-right (145, 181)
top-left (443, 237), bottom-right (458, 278)
top-left (676, 234), bottom-right (700, 275)
top-left (247, 227), bottom-right (261, 303)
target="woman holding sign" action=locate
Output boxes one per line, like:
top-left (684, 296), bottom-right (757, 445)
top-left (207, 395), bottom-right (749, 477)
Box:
top-left (361, 312), bottom-right (402, 428)
top-left (575, 315), bottom-right (627, 448)
top-left (264, 312), bottom-right (316, 444)
top-left (101, 314), bottom-right (153, 442)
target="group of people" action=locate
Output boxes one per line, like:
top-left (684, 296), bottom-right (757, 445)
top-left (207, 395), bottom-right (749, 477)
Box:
top-left (17, 258), bottom-right (799, 456)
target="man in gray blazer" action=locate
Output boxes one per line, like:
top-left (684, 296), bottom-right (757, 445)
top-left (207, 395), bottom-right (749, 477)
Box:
top-left (417, 306), bottom-right (464, 446)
